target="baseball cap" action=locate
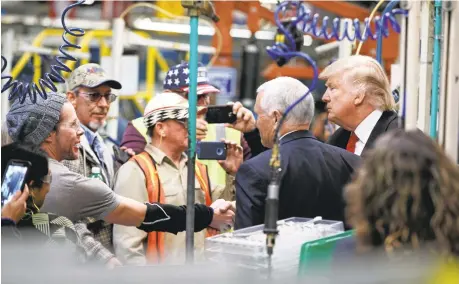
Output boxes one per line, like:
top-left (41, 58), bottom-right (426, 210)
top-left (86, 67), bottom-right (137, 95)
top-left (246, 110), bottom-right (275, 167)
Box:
top-left (143, 92), bottom-right (206, 128)
top-left (67, 63), bottom-right (122, 91)
top-left (163, 62), bottom-right (220, 96)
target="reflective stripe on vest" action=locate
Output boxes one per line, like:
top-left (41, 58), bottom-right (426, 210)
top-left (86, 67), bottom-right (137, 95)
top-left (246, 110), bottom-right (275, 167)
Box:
top-left (130, 152), bottom-right (212, 263)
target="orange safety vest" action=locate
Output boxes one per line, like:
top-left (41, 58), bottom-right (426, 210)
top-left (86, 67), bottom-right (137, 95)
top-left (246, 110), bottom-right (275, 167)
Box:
top-left (130, 152), bottom-right (214, 263)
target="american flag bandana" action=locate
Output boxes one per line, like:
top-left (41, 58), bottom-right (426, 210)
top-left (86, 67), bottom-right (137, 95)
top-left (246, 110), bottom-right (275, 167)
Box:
top-left (163, 62), bottom-right (220, 95)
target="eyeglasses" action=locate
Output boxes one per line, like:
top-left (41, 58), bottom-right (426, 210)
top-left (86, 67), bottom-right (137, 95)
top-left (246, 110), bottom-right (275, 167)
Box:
top-left (41, 174), bottom-right (52, 184)
top-left (77, 91), bottom-right (117, 103)
top-left (175, 119), bottom-right (188, 129)
top-left (57, 120), bottom-right (82, 132)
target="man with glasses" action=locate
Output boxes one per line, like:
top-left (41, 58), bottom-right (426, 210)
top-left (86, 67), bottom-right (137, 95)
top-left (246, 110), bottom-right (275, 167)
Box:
top-left (63, 63), bottom-right (123, 268)
top-left (6, 92), bottom-right (235, 265)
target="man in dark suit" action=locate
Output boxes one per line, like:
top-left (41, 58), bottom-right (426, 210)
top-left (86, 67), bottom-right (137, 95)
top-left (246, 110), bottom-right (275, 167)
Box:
top-left (319, 55), bottom-right (401, 156)
top-left (234, 77), bottom-right (361, 229)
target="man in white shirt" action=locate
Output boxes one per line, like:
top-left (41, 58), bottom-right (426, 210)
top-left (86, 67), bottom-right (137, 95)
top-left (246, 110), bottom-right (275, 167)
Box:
top-left (319, 55), bottom-right (400, 156)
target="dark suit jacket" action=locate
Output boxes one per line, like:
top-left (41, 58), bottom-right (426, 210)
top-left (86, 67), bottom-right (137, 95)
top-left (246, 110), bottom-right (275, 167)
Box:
top-left (327, 110), bottom-right (400, 156)
top-left (234, 130), bottom-right (361, 229)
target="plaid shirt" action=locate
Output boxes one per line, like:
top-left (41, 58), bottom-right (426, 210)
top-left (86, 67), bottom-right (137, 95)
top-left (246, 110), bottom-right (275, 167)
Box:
top-left (63, 133), bottom-right (117, 264)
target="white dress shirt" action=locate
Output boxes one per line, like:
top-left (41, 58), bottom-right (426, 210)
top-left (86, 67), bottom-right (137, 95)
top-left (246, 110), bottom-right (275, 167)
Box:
top-left (353, 110), bottom-right (383, 156)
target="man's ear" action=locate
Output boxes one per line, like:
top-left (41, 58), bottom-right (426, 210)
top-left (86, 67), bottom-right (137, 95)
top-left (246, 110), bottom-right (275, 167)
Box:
top-left (272, 110), bottom-right (282, 122)
top-left (354, 92), bottom-right (366, 106)
top-left (43, 130), bottom-right (56, 143)
top-left (67, 91), bottom-right (77, 108)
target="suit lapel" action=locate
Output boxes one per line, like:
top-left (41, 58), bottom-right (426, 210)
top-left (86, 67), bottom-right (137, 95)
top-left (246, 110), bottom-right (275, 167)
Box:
top-left (362, 111), bottom-right (398, 155)
top-left (328, 127), bottom-right (351, 150)
top-left (80, 134), bottom-right (111, 185)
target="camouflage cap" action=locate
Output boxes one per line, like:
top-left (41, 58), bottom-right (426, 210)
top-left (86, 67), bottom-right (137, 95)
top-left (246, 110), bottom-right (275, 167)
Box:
top-left (67, 63), bottom-right (122, 91)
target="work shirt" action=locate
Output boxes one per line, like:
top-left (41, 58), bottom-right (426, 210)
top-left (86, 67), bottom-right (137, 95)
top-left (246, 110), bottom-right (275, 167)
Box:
top-left (113, 144), bottom-right (234, 265)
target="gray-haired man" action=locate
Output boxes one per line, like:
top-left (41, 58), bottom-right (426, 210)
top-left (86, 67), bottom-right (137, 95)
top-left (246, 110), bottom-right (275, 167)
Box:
top-left (6, 92), bottom-right (235, 262)
top-left (63, 63), bottom-right (122, 268)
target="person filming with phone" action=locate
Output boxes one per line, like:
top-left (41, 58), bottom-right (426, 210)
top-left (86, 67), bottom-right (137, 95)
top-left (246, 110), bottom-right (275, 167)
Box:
top-left (1, 143), bottom-right (81, 253)
top-left (121, 62), bottom-right (260, 201)
top-left (5, 92), bottom-right (235, 248)
top-left (113, 92), bottom-right (243, 265)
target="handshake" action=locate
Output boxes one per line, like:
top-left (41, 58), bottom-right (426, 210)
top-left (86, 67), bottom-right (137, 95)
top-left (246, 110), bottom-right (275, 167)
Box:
top-left (209, 199), bottom-right (236, 231)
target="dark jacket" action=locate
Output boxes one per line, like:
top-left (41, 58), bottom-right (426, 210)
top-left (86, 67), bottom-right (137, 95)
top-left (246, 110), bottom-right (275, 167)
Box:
top-left (234, 130), bottom-right (361, 229)
top-left (327, 110), bottom-right (400, 156)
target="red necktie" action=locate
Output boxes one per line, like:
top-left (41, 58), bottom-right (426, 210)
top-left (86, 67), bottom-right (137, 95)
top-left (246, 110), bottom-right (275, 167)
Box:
top-left (346, 132), bottom-right (358, 153)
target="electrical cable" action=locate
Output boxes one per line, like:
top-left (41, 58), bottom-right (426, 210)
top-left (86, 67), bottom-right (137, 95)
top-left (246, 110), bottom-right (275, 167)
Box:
top-left (119, 2), bottom-right (222, 67)
top-left (355, 0), bottom-right (387, 55)
top-left (1, 0), bottom-right (86, 104)
top-left (266, 1), bottom-right (408, 62)
top-left (376, 0), bottom-right (402, 63)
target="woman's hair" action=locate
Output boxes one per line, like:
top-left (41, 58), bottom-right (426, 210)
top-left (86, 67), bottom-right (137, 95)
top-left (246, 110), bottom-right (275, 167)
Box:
top-left (345, 129), bottom-right (459, 256)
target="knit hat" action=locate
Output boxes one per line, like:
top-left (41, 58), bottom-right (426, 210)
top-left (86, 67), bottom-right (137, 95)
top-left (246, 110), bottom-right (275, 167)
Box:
top-left (163, 62), bottom-right (220, 95)
top-left (67, 63), bottom-right (122, 91)
top-left (6, 92), bottom-right (67, 147)
top-left (143, 92), bottom-right (206, 128)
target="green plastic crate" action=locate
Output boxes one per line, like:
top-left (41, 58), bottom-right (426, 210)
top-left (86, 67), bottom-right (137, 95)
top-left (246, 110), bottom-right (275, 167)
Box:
top-left (298, 230), bottom-right (355, 276)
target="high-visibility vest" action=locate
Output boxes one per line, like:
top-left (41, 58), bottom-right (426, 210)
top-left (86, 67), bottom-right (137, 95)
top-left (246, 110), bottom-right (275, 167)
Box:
top-left (131, 117), bottom-right (241, 188)
top-left (130, 152), bottom-right (213, 264)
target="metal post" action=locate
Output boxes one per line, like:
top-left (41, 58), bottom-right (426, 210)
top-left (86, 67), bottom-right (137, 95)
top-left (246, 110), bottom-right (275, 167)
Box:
top-left (429, 0), bottom-right (443, 139)
top-left (398, 2), bottom-right (408, 128)
top-left (405, 1), bottom-right (421, 131)
top-left (438, 3), bottom-right (450, 146)
top-left (184, 3), bottom-right (200, 264)
top-left (418, 1), bottom-right (434, 133)
top-left (444, 2), bottom-right (459, 162)
top-left (108, 18), bottom-right (125, 143)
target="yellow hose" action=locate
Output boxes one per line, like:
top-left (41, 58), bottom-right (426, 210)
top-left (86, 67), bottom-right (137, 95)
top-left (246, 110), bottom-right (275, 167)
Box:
top-left (355, 0), bottom-right (386, 55)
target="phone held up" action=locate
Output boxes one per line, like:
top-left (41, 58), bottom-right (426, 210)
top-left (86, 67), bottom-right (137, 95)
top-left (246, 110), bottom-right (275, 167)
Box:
top-left (197, 142), bottom-right (227, 160)
top-left (205, 105), bottom-right (236, 124)
top-left (1, 159), bottom-right (31, 206)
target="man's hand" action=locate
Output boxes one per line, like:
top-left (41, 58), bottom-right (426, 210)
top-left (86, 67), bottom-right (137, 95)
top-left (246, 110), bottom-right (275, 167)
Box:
top-left (218, 140), bottom-right (243, 176)
top-left (196, 118), bottom-right (208, 141)
top-left (209, 199), bottom-right (235, 230)
top-left (1, 185), bottom-right (29, 223)
top-left (120, 146), bottom-right (136, 156)
top-left (226, 102), bottom-right (256, 133)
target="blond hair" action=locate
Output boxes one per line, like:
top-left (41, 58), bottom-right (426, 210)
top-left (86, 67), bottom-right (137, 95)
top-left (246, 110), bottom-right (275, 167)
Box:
top-left (319, 55), bottom-right (395, 111)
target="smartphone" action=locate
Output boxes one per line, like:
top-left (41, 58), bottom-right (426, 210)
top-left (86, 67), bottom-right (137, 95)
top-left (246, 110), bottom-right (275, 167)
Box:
top-left (1, 159), bottom-right (31, 206)
top-left (197, 142), bottom-right (227, 160)
top-left (113, 145), bottom-right (131, 165)
top-left (205, 105), bottom-right (237, 124)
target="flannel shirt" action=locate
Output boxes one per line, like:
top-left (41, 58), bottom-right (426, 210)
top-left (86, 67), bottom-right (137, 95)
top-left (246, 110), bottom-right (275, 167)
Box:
top-left (63, 133), bottom-right (117, 265)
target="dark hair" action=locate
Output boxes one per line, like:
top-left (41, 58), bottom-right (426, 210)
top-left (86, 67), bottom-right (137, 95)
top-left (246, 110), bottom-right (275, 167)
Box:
top-left (1, 143), bottom-right (49, 188)
top-left (345, 129), bottom-right (459, 256)
top-left (147, 126), bottom-right (155, 138)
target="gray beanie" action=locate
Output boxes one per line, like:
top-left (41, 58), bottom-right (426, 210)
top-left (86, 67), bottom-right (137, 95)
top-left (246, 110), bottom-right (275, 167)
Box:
top-left (6, 92), bottom-right (67, 146)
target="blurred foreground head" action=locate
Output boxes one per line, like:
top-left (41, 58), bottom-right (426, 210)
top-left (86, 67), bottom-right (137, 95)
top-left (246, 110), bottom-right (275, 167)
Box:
top-left (345, 129), bottom-right (459, 256)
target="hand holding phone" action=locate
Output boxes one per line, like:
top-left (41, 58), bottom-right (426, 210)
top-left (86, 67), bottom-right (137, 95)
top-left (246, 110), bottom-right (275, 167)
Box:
top-left (205, 105), bottom-right (237, 124)
top-left (1, 160), bottom-right (31, 207)
top-left (113, 145), bottom-right (132, 165)
top-left (197, 142), bottom-right (227, 160)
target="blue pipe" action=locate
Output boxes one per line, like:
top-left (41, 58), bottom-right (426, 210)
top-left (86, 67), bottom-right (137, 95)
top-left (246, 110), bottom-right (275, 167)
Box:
top-left (430, 0), bottom-right (442, 139)
top-left (188, 16), bottom-right (199, 160)
top-left (376, 0), bottom-right (400, 64)
top-left (185, 15), bottom-right (199, 263)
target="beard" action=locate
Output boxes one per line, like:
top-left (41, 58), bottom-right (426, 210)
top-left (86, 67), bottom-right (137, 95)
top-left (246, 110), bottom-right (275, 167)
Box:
top-left (88, 121), bottom-right (104, 131)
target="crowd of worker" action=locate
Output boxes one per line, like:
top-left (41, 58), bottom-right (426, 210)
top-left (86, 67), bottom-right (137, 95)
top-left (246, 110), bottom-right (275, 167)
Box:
top-left (2, 55), bottom-right (459, 274)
